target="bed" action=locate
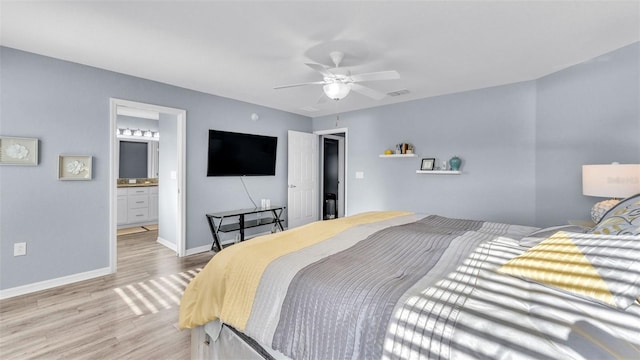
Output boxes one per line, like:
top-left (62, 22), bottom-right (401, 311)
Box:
top-left (180, 195), bottom-right (640, 360)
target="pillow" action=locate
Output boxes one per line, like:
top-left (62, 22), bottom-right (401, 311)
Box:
top-left (519, 225), bottom-right (587, 248)
top-left (498, 231), bottom-right (640, 309)
top-left (590, 193), bottom-right (640, 236)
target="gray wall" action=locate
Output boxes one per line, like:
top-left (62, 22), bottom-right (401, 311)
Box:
top-left (0, 47), bottom-right (311, 290)
top-left (313, 42), bottom-right (640, 227)
top-left (314, 82), bottom-right (538, 225)
top-left (535, 43), bottom-right (640, 225)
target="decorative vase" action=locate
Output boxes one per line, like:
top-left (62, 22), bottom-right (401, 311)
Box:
top-left (449, 156), bottom-right (461, 171)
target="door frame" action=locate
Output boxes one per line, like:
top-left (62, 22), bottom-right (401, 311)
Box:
top-left (109, 98), bottom-right (187, 273)
top-left (314, 128), bottom-right (348, 217)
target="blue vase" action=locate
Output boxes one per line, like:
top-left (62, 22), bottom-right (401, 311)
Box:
top-left (449, 156), bottom-right (461, 171)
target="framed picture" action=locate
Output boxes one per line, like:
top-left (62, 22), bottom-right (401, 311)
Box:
top-left (0, 136), bottom-right (38, 165)
top-left (420, 158), bottom-right (435, 171)
top-left (58, 155), bottom-right (93, 180)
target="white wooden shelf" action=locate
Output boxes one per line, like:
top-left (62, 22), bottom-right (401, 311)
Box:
top-left (416, 170), bottom-right (461, 175)
top-left (379, 154), bottom-right (418, 158)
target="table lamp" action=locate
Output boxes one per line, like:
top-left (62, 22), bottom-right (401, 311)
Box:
top-left (582, 163), bottom-right (640, 223)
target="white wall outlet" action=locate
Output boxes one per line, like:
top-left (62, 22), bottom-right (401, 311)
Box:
top-left (355, 171), bottom-right (364, 179)
top-left (14, 242), bottom-right (27, 256)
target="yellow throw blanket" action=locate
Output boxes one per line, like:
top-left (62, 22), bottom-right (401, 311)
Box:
top-left (179, 211), bottom-right (410, 329)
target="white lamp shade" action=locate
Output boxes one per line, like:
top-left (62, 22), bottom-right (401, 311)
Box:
top-left (323, 82), bottom-right (351, 100)
top-left (582, 164), bottom-right (640, 198)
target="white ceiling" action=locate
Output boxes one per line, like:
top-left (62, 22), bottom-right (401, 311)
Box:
top-left (1, 1), bottom-right (639, 117)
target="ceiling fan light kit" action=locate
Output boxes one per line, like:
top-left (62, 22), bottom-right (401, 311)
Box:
top-left (323, 82), bottom-right (351, 101)
top-left (274, 51), bottom-right (399, 102)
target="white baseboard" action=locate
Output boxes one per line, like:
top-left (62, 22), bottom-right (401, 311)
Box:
top-left (183, 230), bottom-right (278, 256)
top-left (0, 267), bottom-right (112, 300)
top-left (157, 236), bottom-right (177, 252)
top-left (185, 244), bottom-right (212, 256)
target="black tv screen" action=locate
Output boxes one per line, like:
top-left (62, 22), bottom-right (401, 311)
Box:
top-left (207, 130), bottom-right (277, 176)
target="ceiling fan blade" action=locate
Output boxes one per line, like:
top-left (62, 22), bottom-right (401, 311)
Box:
top-left (351, 83), bottom-right (387, 100)
top-left (350, 70), bottom-right (400, 83)
top-left (274, 81), bottom-right (326, 90)
top-left (316, 92), bottom-right (328, 104)
top-left (305, 63), bottom-right (335, 78)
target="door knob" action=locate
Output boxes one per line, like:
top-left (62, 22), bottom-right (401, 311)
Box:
top-left (288, 184), bottom-right (297, 188)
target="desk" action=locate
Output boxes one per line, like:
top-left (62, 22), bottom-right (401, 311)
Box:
top-left (206, 205), bottom-right (286, 251)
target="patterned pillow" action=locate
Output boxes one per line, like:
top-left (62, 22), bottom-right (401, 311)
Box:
top-left (590, 193), bottom-right (640, 236)
top-left (498, 231), bottom-right (640, 309)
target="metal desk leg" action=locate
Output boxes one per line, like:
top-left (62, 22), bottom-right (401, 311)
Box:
top-left (239, 214), bottom-right (245, 241)
top-left (206, 215), bottom-right (223, 252)
top-left (271, 209), bottom-right (285, 232)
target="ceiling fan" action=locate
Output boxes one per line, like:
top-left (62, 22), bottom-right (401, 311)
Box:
top-left (274, 51), bottom-right (400, 101)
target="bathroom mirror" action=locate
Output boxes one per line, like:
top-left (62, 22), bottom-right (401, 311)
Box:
top-left (118, 139), bottom-right (158, 179)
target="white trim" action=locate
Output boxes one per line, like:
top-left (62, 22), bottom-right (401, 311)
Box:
top-left (183, 229), bottom-right (284, 256)
top-left (185, 245), bottom-right (212, 256)
top-left (157, 236), bottom-right (177, 252)
top-left (110, 98), bottom-right (188, 277)
top-left (177, 110), bottom-right (187, 257)
top-left (110, 100), bottom-right (118, 273)
top-left (0, 267), bottom-right (111, 300)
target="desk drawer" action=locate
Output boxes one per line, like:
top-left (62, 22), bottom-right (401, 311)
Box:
top-left (128, 208), bottom-right (149, 223)
top-left (128, 195), bottom-right (149, 209)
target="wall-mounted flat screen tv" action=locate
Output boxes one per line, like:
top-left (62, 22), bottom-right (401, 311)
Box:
top-left (207, 130), bottom-right (277, 176)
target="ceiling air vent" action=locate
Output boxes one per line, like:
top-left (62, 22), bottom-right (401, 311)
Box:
top-left (387, 89), bottom-right (410, 97)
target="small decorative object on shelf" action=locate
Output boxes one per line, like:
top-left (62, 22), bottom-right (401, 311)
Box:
top-left (449, 156), bottom-right (461, 171)
top-left (420, 158), bottom-right (435, 171)
top-left (395, 143), bottom-right (414, 155)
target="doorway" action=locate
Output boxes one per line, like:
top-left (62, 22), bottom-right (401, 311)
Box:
top-left (109, 99), bottom-right (187, 273)
top-left (321, 134), bottom-right (345, 219)
top-left (286, 128), bottom-right (348, 229)
top-left (315, 128), bottom-right (347, 220)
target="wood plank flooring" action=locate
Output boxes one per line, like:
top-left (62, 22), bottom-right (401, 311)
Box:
top-left (0, 230), bottom-right (213, 359)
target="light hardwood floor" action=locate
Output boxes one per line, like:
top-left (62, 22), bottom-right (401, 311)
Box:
top-left (0, 230), bottom-right (213, 359)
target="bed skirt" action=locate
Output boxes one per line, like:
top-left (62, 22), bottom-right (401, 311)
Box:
top-left (191, 320), bottom-right (290, 360)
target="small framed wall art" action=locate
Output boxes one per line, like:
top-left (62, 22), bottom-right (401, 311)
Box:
top-left (0, 136), bottom-right (38, 165)
top-left (420, 158), bottom-right (435, 171)
top-left (58, 155), bottom-right (93, 180)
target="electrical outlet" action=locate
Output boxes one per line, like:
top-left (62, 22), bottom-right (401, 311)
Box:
top-left (14, 242), bottom-right (27, 256)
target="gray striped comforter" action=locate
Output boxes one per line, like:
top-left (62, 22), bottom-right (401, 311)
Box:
top-left (195, 213), bottom-right (640, 359)
top-left (243, 214), bottom-right (537, 359)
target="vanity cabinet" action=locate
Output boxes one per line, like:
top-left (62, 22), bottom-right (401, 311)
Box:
top-left (117, 188), bottom-right (128, 225)
top-left (117, 186), bottom-right (158, 227)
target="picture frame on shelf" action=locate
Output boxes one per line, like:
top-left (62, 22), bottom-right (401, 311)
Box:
top-left (420, 158), bottom-right (435, 171)
top-left (58, 155), bottom-right (93, 180)
top-left (0, 136), bottom-right (38, 165)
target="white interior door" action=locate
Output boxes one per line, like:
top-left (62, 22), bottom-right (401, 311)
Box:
top-left (287, 130), bottom-right (319, 228)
